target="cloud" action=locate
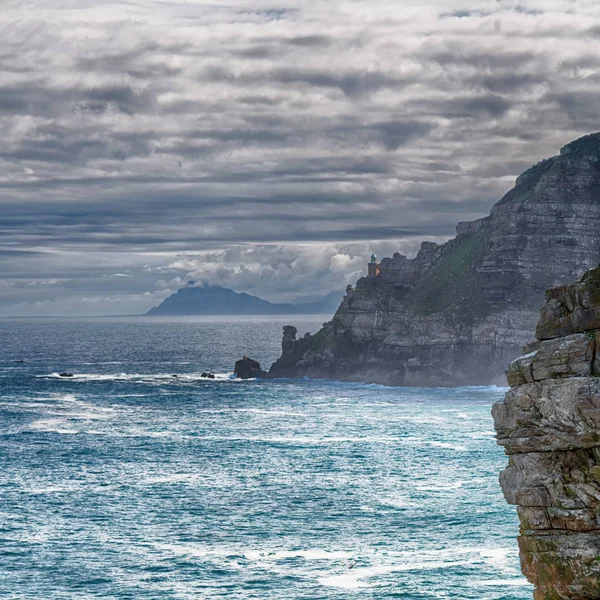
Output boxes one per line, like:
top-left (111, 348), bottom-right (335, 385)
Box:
top-left (0, 0), bottom-right (599, 314)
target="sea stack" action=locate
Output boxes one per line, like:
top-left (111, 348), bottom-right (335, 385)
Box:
top-left (234, 357), bottom-right (267, 379)
top-left (493, 265), bottom-right (600, 599)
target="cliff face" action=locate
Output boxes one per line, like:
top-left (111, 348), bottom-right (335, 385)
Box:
top-left (269, 133), bottom-right (600, 386)
top-left (493, 266), bottom-right (600, 600)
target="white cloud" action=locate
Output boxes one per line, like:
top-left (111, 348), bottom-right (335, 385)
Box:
top-left (0, 0), bottom-right (599, 314)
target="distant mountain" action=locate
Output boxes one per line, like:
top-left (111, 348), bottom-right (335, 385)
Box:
top-left (146, 285), bottom-right (343, 316)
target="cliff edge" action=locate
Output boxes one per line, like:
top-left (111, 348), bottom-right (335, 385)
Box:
top-left (269, 132), bottom-right (600, 386)
top-left (493, 266), bottom-right (600, 600)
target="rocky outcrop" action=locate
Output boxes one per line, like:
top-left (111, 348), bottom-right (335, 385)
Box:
top-left (234, 357), bottom-right (267, 379)
top-left (493, 266), bottom-right (600, 600)
top-left (268, 133), bottom-right (600, 386)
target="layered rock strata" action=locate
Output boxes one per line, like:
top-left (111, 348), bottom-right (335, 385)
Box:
top-left (269, 133), bottom-right (600, 386)
top-left (493, 266), bottom-right (600, 600)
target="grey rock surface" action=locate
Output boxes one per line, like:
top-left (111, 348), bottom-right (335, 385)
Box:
top-left (493, 265), bottom-right (600, 599)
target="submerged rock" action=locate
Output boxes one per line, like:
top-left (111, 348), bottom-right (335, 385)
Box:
top-left (201, 372), bottom-right (215, 379)
top-left (493, 265), bottom-right (600, 599)
top-left (233, 357), bottom-right (266, 380)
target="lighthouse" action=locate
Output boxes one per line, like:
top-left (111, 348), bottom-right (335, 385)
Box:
top-left (368, 253), bottom-right (380, 277)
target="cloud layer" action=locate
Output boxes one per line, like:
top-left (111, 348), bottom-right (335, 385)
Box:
top-left (2, 0), bottom-right (600, 315)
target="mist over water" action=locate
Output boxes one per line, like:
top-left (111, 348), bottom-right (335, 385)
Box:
top-left (0, 317), bottom-right (530, 598)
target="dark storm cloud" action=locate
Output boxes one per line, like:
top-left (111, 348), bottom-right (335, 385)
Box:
top-left (544, 90), bottom-right (600, 122)
top-left (469, 73), bottom-right (546, 93)
top-left (0, 0), bottom-right (599, 315)
top-left (425, 49), bottom-right (539, 70)
top-left (440, 10), bottom-right (493, 19)
top-left (0, 81), bottom-right (156, 117)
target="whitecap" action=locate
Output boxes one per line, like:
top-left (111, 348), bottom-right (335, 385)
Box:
top-left (468, 578), bottom-right (531, 587)
top-left (318, 573), bottom-right (371, 589)
top-left (38, 371), bottom-right (244, 384)
top-left (28, 418), bottom-right (79, 434)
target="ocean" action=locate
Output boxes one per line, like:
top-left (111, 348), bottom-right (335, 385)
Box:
top-left (0, 317), bottom-right (531, 599)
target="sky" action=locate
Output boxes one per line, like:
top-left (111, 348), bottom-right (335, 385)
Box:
top-left (1, 0), bottom-right (600, 316)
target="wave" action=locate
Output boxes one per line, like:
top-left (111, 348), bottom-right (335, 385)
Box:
top-left (142, 541), bottom-right (525, 594)
top-left (468, 578), bottom-right (531, 587)
top-left (399, 437), bottom-right (469, 452)
top-left (38, 372), bottom-right (243, 384)
top-left (191, 435), bottom-right (399, 445)
top-left (28, 418), bottom-right (79, 434)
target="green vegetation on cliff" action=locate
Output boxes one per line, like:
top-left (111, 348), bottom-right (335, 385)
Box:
top-left (403, 228), bottom-right (488, 320)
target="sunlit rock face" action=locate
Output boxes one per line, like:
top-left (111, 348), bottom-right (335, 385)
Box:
top-left (493, 266), bottom-right (600, 600)
top-left (269, 133), bottom-right (600, 387)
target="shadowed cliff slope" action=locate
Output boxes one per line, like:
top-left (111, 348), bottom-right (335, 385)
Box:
top-left (269, 133), bottom-right (600, 386)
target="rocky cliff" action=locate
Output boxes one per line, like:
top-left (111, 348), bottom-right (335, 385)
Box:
top-left (269, 133), bottom-right (600, 386)
top-left (493, 266), bottom-right (600, 600)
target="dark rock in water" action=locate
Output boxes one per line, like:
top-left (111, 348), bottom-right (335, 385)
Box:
top-left (493, 265), bottom-right (600, 599)
top-left (59, 372), bottom-right (74, 378)
top-left (268, 132), bottom-right (600, 387)
top-left (201, 372), bottom-right (215, 379)
top-left (171, 374), bottom-right (178, 378)
top-left (234, 357), bottom-right (267, 379)
top-left (14, 360), bottom-right (24, 364)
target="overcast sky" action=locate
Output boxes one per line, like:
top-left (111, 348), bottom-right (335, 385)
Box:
top-left (1, 0), bottom-right (599, 315)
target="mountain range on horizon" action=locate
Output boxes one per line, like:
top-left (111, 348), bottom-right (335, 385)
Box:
top-left (146, 285), bottom-right (343, 316)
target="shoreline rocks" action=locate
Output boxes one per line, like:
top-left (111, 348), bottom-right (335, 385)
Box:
top-left (493, 265), bottom-right (600, 600)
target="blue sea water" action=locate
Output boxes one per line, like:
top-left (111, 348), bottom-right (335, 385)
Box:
top-left (0, 317), bottom-right (532, 599)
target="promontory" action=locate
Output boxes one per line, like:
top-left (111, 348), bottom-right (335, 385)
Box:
top-left (268, 132), bottom-right (600, 387)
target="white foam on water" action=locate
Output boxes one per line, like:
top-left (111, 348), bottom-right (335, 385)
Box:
top-left (23, 485), bottom-right (74, 494)
top-left (426, 441), bottom-right (469, 451)
top-left (378, 495), bottom-right (414, 508)
top-left (45, 410), bottom-right (113, 421)
top-left (407, 415), bottom-right (446, 424)
top-left (479, 547), bottom-right (517, 573)
top-left (28, 418), bottom-right (79, 434)
top-left (159, 543), bottom-right (353, 563)
top-left (318, 573), bottom-right (371, 589)
top-left (232, 408), bottom-right (308, 417)
top-left (39, 371), bottom-right (246, 384)
top-left (192, 435), bottom-right (398, 445)
top-left (468, 578), bottom-right (531, 587)
top-left (145, 474), bottom-right (198, 485)
top-left (57, 393), bottom-right (78, 403)
top-left (319, 558), bottom-right (471, 590)
top-left (245, 549), bottom-right (352, 561)
top-left (400, 437), bottom-right (469, 452)
top-left (416, 481), bottom-right (464, 492)
top-left (123, 428), bottom-right (176, 438)
top-left (469, 430), bottom-right (496, 439)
